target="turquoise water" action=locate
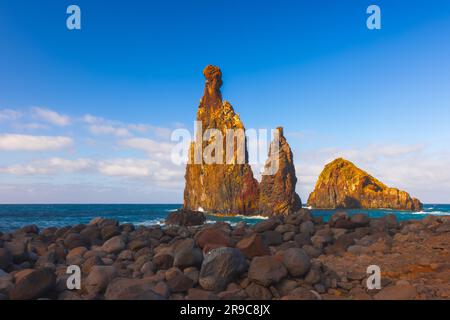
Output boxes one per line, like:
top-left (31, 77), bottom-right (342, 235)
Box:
top-left (0, 204), bottom-right (448, 232)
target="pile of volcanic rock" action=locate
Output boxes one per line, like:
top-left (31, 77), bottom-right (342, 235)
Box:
top-left (1, 209), bottom-right (449, 300)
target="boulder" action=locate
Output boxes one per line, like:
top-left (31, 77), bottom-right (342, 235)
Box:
top-left (248, 256), bottom-right (287, 287)
top-left (117, 250), bottom-right (134, 261)
top-left (277, 248), bottom-right (311, 277)
top-left (195, 227), bottom-right (230, 249)
top-left (374, 283), bottom-right (417, 300)
top-left (4, 240), bottom-right (28, 263)
top-left (64, 233), bottom-right (88, 250)
top-left (128, 238), bottom-right (149, 251)
top-left (85, 266), bottom-right (118, 295)
top-left (187, 288), bottom-right (219, 300)
top-left (104, 278), bottom-right (164, 300)
top-left (262, 230), bottom-right (282, 246)
top-left (165, 267), bottom-right (194, 293)
top-left (66, 247), bottom-right (88, 265)
top-left (184, 267), bottom-right (199, 285)
top-left (350, 213), bottom-right (370, 227)
top-left (19, 225), bottom-right (39, 234)
top-left (151, 281), bottom-right (170, 299)
top-left (236, 233), bottom-right (270, 258)
top-left (165, 209), bottom-right (206, 226)
top-left (101, 236), bottom-right (126, 254)
top-left (82, 255), bottom-right (104, 274)
top-left (100, 225), bottom-right (121, 241)
top-left (281, 287), bottom-right (319, 300)
top-left (0, 248), bottom-right (12, 270)
top-left (199, 247), bottom-right (247, 292)
top-left (0, 269), bottom-right (13, 296)
top-left (299, 221), bottom-right (315, 235)
top-left (173, 245), bottom-right (203, 269)
top-left (253, 218), bottom-right (280, 233)
top-left (244, 282), bottom-right (272, 300)
top-left (153, 253), bottom-right (174, 271)
top-left (10, 268), bottom-right (56, 300)
top-left (80, 225), bottom-right (101, 245)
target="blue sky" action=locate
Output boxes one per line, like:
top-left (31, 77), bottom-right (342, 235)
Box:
top-left (1, 0), bottom-right (450, 203)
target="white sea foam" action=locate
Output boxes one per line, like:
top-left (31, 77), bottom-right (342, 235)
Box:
top-left (231, 214), bottom-right (268, 220)
top-left (411, 211), bottom-right (449, 216)
top-left (134, 219), bottom-right (165, 226)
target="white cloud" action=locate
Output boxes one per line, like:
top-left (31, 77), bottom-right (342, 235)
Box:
top-left (0, 156), bottom-right (184, 186)
top-left (82, 114), bottom-right (172, 139)
top-left (118, 138), bottom-right (173, 155)
top-left (12, 122), bottom-right (50, 130)
top-left (88, 124), bottom-right (131, 137)
top-left (0, 183), bottom-right (181, 204)
top-left (0, 158), bottom-right (93, 175)
top-left (0, 109), bottom-right (22, 122)
top-left (0, 134), bottom-right (73, 151)
top-left (98, 159), bottom-right (156, 177)
top-left (32, 107), bottom-right (71, 126)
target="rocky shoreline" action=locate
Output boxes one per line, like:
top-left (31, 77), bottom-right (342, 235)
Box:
top-left (0, 209), bottom-right (449, 300)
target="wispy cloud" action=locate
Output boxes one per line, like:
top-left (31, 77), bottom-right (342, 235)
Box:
top-left (32, 107), bottom-right (71, 126)
top-left (0, 158), bottom-right (93, 175)
top-left (118, 138), bottom-right (173, 155)
top-left (0, 109), bottom-right (22, 122)
top-left (88, 124), bottom-right (131, 137)
top-left (0, 134), bottom-right (73, 151)
top-left (83, 114), bottom-right (171, 139)
top-left (0, 156), bottom-right (183, 182)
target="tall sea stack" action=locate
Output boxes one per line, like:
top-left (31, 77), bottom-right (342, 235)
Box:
top-left (183, 65), bottom-right (260, 214)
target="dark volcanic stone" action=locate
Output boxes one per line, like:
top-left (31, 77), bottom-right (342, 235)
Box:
top-left (236, 233), bottom-right (270, 258)
top-left (199, 247), bottom-right (247, 292)
top-left (245, 282), bottom-right (272, 300)
top-left (153, 253), bottom-right (174, 271)
top-left (196, 227), bottom-right (231, 249)
top-left (248, 256), bottom-right (287, 287)
top-left (173, 245), bottom-right (203, 269)
top-left (10, 268), bottom-right (56, 300)
top-left (64, 233), bottom-right (87, 250)
top-left (166, 209), bottom-right (206, 227)
top-left (0, 248), bottom-right (13, 270)
top-left (166, 268), bottom-right (194, 293)
top-left (262, 230), bottom-right (282, 246)
top-left (101, 225), bottom-right (121, 241)
top-left (278, 248), bottom-right (311, 277)
top-left (104, 278), bottom-right (163, 300)
top-left (253, 218), bottom-right (281, 233)
top-left (4, 240), bottom-right (28, 264)
top-left (20, 225), bottom-right (39, 234)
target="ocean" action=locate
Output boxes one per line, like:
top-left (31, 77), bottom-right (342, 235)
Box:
top-left (0, 204), bottom-right (449, 232)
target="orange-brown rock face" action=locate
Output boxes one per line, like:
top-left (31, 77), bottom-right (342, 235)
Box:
top-left (183, 65), bottom-right (260, 215)
top-left (259, 127), bottom-right (302, 216)
top-left (307, 158), bottom-right (423, 211)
